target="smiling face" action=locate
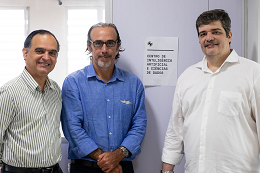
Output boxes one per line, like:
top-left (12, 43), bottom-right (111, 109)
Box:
top-left (87, 26), bottom-right (120, 71)
top-left (23, 34), bottom-right (58, 80)
top-left (198, 20), bottom-right (232, 59)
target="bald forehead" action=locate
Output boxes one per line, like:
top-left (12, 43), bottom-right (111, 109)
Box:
top-left (31, 34), bottom-right (58, 50)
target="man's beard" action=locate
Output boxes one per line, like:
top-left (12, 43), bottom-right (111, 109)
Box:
top-left (98, 59), bottom-right (112, 67)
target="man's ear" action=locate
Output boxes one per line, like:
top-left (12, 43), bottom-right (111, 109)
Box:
top-left (87, 43), bottom-right (92, 52)
top-left (22, 48), bottom-right (28, 61)
top-left (116, 43), bottom-right (121, 52)
top-left (228, 31), bottom-right (232, 42)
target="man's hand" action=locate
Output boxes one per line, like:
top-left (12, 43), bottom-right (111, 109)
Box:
top-left (109, 164), bottom-right (123, 173)
top-left (97, 149), bottom-right (125, 173)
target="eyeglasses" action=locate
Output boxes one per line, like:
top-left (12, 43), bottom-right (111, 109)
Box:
top-left (89, 40), bottom-right (117, 48)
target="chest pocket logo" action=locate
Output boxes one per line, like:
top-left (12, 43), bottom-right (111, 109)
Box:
top-left (218, 91), bottom-right (242, 117)
top-left (120, 100), bottom-right (133, 105)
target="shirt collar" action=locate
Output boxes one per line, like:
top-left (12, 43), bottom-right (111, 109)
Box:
top-left (87, 62), bottom-right (124, 83)
top-left (21, 68), bottom-right (53, 92)
top-left (196, 49), bottom-right (239, 73)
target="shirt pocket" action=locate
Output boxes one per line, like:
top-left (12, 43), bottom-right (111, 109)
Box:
top-left (217, 91), bottom-right (242, 117)
top-left (119, 99), bottom-right (134, 124)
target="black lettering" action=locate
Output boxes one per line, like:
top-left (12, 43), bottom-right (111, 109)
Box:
top-left (153, 71), bottom-right (163, 74)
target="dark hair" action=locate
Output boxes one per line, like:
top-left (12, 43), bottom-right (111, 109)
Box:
top-left (86, 22), bottom-right (124, 59)
top-left (196, 9), bottom-right (231, 37)
top-left (24, 29), bottom-right (60, 52)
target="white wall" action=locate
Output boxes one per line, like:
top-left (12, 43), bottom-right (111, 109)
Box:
top-left (113, 0), bottom-right (242, 172)
top-left (259, 0), bottom-right (260, 62)
top-left (246, 0), bottom-right (259, 62)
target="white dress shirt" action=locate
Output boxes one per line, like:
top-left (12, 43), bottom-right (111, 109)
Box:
top-left (162, 50), bottom-right (260, 173)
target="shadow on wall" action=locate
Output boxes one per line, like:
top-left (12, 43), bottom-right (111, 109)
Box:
top-left (135, 87), bottom-right (186, 173)
top-left (133, 96), bottom-right (163, 172)
top-left (249, 44), bottom-right (258, 62)
top-left (60, 141), bottom-right (70, 173)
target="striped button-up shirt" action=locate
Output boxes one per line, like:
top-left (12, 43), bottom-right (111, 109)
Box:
top-left (0, 68), bottom-right (62, 167)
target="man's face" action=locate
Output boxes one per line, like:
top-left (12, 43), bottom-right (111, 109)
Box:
top-left (88, 26), bottom-right (119, 69)
top-left (22, 34), bottom-right (58, 79)
top-left (198, 20), bottom-right (232, 58)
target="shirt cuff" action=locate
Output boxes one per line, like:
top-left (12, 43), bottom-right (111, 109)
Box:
top-left (161, 148), bottom-right (183, 165)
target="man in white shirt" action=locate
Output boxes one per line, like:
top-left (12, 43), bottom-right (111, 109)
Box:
top-left (161, 9), bottom-right (260, 173)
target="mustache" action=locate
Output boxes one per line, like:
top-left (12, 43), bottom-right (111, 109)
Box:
top-left (99, 53), bottom-right (111, 57)
top-left (204, 40), bottom-right (219, 47)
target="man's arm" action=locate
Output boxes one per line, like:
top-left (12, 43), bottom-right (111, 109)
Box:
top-left (119, 79), bottom-right (147, 159)
top-left (0, 88), bottom-right (15, 144)
top-left (61, 77), bottom-right (99, 158)
top-left (0, 87), bottom-right (15, 171)
top-left (162, 162), bottom-right (175, 172)
top-left (88, 148), bottom-right (104, 161)
top-left (161, 82), bottom-right (184, 169)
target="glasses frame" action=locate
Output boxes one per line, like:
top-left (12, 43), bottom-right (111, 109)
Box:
top-left (89, 40), bottom-right (118, 48)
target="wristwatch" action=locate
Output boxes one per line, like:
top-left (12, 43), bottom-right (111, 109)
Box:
top-left (160, 170), bottom-right (174, 173)
top-left (119, 146), bottom-right (129, 157)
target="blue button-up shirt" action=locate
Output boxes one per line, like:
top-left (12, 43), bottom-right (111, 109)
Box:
top-left (61, 63), bottom-right (147, 161)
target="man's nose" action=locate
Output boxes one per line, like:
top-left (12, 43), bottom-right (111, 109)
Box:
top-left (206, 32), bottom-right (214, 41)
top-left (42, 51), bottom-right (50, 60)
top-left (101, 43), bottom-right (108, 52)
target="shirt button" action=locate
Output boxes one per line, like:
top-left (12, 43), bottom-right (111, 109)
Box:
top-left (108, 116), bottom-right (111, 118)
top-left (109, 132), bottom-right (112, 135)
top-left (107, 99), bottom-right (110, 102)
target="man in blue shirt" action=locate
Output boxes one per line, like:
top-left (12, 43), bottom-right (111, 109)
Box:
top-left (61, 23), bottom-right (147, 173)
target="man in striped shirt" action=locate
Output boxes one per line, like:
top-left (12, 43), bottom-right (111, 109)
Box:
top-left (0, 30), bottom-right (63, 173)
